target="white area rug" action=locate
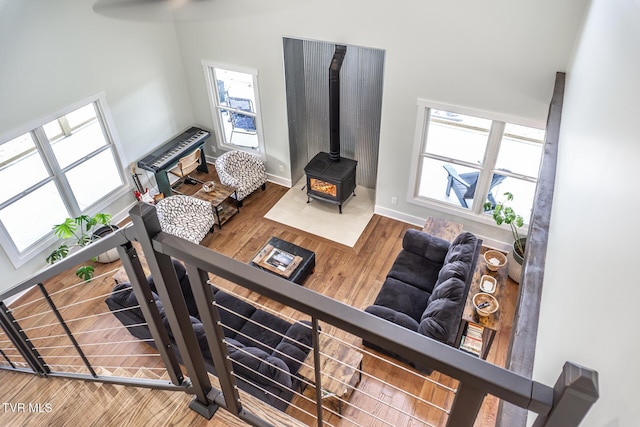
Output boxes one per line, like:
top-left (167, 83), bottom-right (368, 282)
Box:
top-left (264, 179), bottom-right (375, 247)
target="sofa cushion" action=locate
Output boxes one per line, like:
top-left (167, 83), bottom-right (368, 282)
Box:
top-left (162, 314), bottom-right (212, 359)
top-left (372, 277), bottom-right (432, 322)
top-left (230, 347), bottom-right (293, 390)
top-left (273, 321), bottom-right (313, 375)
top-left (444, 232), bottom-right (478, 265)
top-left (435, 260), bottom-right (471, 287)
top-left (213, 290), bottom-right (257, 338)
top-left (109, 283), bottom-right (166, 319)
top-left (364, 305), bottom-right (420, 332)
top-left (419, 277), bottom-right (466, 345)
top-left (402, 229), bottom-right (450, 262)
top-left (236, 309), bottom-right (293, 354)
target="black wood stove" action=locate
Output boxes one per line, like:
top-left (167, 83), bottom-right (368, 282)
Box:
top-left (304, 44), bottom-right (357, 213)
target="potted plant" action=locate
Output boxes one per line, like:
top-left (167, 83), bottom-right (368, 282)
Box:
top-left (484, 192), bottom-right (526, 283)
top-left (45, 213), bottom-right (118, 281)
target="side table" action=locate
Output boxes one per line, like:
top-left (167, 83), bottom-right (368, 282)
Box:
top-left (297, 334), bottom-right (363, 415)
top-left (456, 249), bottom-right (508, 359)
top-left (192, 182), bottom-right (239, 229)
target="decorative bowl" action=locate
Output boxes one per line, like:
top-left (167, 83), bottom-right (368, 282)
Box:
top-left (479, 275), bottom-right (497, 294)
top-left (473, 292), bottom-right (499, 317)
top-left (202, 181), bottom-right (216, 192)
top-left (483, 250), bottom-right (507, 272)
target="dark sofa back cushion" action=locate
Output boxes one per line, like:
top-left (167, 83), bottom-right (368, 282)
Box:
top-left (213, 290), bottom-right (257, 338)
top-left (273, 321), bottom-right (313, 375)
top-left (419, 277), bottom-right (466, 345)
top-left (444, 232), bottom-right (478, 266)
top-left (230, 347), bottom-right (293, 390)
top-left (236, 310), bottom-right (293, 354)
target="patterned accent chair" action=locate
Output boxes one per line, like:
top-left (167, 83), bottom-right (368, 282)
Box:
top-left (215, 150), bottom-right (267, 206)
top-left (155, 195), bottom-right (215, 244)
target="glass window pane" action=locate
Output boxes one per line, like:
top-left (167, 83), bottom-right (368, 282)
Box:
top-left (213, 67), bottom-right (261, 152)
top-left (496, 124), bottom-right (544, 177)
top-left (215, 68), bottom-right (255, 104)
top-left (0, 182), bottom-right (69, 252)
top-left (50, 117), bottom-right (108, 169)
top-left (66, 104), bottom-right (97, 129)
top-left (485, 178), bottom-right (536, 224)
top-left (425, 110), bottom-right (490, 164)
top-left (43, 120), bottom-right (63, 141)
top-left (0, 133), bottom-right (50, 203)
top-left (418, 158), bottom-right (481, 209)
top-left (66, 149), bottom-right (123, 210)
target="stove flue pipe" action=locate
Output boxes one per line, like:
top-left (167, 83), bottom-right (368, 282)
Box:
top-left (329, 45), bottom-right (347, 162)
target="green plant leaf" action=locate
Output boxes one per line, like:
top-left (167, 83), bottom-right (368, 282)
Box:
top-left (93, 213), bottom-right (112, 226)
top-left (52, 218), bottom-right (77, 239)
top-left (76, 265), bottom-right (95, 281)
top-left (46, 245), bottom-right (69, 264)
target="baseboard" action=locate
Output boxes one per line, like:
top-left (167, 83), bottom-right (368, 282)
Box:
top-left (266, 173), bottom-right (292, 188)
top-left (373, 205), bottom-right (426, 228)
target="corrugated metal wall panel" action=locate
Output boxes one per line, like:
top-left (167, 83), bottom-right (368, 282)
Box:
top-left (284, 37), bottom-right (384, 189)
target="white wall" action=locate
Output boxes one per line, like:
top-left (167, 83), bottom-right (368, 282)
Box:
top-left (173, 0), bottom-right (588, 242)
top-left (0, 0), bottom-right (194, 290)
top-left (533, 0), bottom-right (640, 425)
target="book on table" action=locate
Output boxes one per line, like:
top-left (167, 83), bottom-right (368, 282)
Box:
top-left (460, 322), bottom-right (484, 356)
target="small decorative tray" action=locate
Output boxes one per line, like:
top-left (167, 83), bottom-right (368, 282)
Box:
top-left (479, 275), bottom-right (497, 294)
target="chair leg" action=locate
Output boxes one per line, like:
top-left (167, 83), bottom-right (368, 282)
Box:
top-left (261, 183), bottom-right (266, 191)
top-left (446, 176), bottom-right (453, 196)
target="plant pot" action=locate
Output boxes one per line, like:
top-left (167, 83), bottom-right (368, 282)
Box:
top-left (507, 237), bottom-right (526, 283)
top-left (92, 225), bottom-right (120, 263)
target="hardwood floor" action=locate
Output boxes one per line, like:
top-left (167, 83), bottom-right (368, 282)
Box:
top-left (0, 165), bottom-right (518, 426)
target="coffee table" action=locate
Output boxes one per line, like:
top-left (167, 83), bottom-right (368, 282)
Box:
top-left (297, 334), bottom-right (363, 415)
top-left (192, 182), bottom-right (239, 229)
top-left (249, 237), bottom-right (315, 285)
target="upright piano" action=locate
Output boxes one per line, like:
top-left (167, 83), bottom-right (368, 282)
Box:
top-left (137, 126), bottom-right (211, 197)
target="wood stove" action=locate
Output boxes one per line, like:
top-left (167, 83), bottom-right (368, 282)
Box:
top-left (304, 44), bottom-right (357, 213)
top-left (304, 152), bottom-right (357, 214)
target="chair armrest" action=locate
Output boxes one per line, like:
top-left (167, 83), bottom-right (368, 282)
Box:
top-left (443, 164), bottom-right (472, 188)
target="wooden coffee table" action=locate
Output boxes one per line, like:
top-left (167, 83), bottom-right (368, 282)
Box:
top-left (297, 334), bottom-right (363, 415)
top-left (193, 182), bottom-right (239, 229)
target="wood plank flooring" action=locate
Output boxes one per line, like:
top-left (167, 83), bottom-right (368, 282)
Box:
top-left (0, 165), bottom-right (518, 426)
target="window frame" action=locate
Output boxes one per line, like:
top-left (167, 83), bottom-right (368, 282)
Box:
top-left (0, 92), bottom-right (129, 268)
top-left (408, 98), bottom-right (544, 227)
top-left (202, 60), bottom-right (266, 159)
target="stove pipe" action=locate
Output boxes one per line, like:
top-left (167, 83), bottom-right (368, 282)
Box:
top-left (329, 45), bottom-right (347, 162)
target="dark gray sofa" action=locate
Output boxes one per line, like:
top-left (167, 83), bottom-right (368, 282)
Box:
top-left (105, 260), bottom-right (312, 411)
top-left (364, 229), bottom-right (481, 368)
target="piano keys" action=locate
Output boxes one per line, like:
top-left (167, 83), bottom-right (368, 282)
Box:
top-left (137, 126), bottom-right (211, 197)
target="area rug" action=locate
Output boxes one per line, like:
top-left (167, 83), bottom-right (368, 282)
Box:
top-left (264, 179), bottom-right (375, 247)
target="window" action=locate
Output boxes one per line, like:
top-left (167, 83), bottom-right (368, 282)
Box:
top-left (202, 62), bottom-right (265, 157)
top-left (0, 93), bottom-right (127, 267)
top-left (409, 100), bottom-right (544, 224)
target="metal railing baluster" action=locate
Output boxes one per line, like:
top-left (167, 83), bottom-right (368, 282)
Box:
top-left (0, 301), bottom-right (49, 375)
top-left (129, 202), bottom-right (217, 419)
top-left (183, 263), bottom-right (238, 415)
top-left (116, 241), bottom-right (185, 386)
top-left (36, 283), bottom-right (97, 377)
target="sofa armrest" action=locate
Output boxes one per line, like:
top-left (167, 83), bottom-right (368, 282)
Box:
top-left (273, 320), bottom-right (313, 375)
top-left (402, 229), bottom-right (450, 263)
top-left (364, 305), bottom-right (420, 332)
